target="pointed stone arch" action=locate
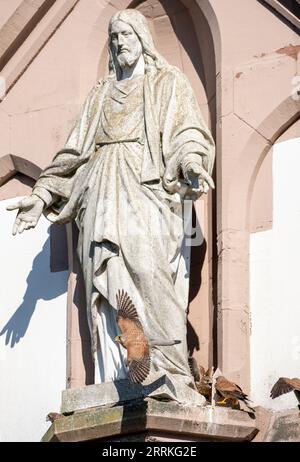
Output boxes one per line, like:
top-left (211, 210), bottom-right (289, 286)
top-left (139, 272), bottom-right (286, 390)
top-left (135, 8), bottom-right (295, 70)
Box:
top-left (69, 0), bottom-right (222, 385)
top-left (229, 96), bottom-right (300, 231)
top-left (220, 96), bottom-right (300, 390)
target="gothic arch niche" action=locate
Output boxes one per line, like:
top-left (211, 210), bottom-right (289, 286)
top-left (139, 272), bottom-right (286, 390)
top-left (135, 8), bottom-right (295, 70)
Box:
top-left (98, 0), bottom-right (218, 369)
top-left (71, 0), bottom-right (219, 386)
top-left (249, 116), bottom-right (300, 408)
top-left (136, 0), bottom-right (217, 369)
top-left (223, 97), bottom-right (300, 390)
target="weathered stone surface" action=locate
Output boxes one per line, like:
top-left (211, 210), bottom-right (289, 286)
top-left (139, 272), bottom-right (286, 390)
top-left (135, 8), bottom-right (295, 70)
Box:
top-left (11, 9), bottom-right (215, 402)
top-left (43, 399), bottom-right (300, 443)
top-left (234, 56), bottom-right (296, 135)
top-left (265, 409), bottom-right (300, 442)
top-left (43, 400), bottom-right (259, 442)
top-left (61, 376), bottom-right (205, 414)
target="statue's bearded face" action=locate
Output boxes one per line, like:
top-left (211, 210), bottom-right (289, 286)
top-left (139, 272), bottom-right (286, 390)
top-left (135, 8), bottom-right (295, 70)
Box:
top-left (110, 20), bottom-right (142, 69)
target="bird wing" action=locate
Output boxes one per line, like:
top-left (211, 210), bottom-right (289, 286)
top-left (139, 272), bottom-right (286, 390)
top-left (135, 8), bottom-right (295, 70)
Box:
top-left (116, 289), bottom-right (146, 341)
top-left (216, 376), bottom-right (248, 400)
top-left (116, 290), bottom-right (143, 330)
top-left (116, 290), bottom-right (150, 384)
top-left (289, 378), bottom-right (300, 391)
top-left (270, 377), bottom-right (297, 398)
top-left (199, 365), bottom-right (206, 379)
top-left (126, 333), bottom-right (150, 383)
top-left (294, 390), bottom-right (300, 404)
top-left (128, 351), bottom-right (151, 384)
top-left (197, 382), bottom-right (211, 399)
top-left (206, 366), bottom-right (214, 379)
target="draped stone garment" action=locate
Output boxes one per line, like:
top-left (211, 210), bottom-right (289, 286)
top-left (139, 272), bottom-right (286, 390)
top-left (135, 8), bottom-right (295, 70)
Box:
top-left (32, 65), bottom-right (215, 403)
top-left (76, 75), bottom-right (191, 384)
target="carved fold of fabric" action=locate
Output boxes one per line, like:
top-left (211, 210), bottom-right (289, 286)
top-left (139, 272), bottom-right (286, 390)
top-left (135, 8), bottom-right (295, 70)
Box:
top-left (76, 138), bottom-right (191, 383)
top-left (33, 67), bottom-right (214, 224)
top-left (31, 66), bottom-right (215, 390)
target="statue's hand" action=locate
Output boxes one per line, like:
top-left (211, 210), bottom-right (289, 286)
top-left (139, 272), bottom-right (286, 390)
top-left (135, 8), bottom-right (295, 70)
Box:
top-left (183, 162), bottom-right (215, 198)
top-left (6, 195), bottom-right (44, 235)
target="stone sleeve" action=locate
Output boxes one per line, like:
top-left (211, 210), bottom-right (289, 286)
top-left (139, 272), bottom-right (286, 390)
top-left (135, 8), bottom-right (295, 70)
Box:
top-left (32, 186), bottom-right (56, 207)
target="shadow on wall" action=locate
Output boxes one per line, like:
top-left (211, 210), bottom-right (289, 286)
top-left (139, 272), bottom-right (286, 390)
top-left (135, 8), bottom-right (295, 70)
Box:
top-left (0, 229), bottom-right (67, 348)
top-left (187, 204), bottom-right (207, 357)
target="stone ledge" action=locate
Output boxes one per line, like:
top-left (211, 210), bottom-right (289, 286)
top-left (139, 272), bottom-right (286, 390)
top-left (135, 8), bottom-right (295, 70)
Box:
top-left (42, 400), bottom-right (259, 442)
top-left (61, 376), bottom-right (205, 414)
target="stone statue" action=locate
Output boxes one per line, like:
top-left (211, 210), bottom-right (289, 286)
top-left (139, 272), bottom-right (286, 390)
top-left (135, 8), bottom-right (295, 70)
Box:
top-left (7, 10), bottom-right (215, 405)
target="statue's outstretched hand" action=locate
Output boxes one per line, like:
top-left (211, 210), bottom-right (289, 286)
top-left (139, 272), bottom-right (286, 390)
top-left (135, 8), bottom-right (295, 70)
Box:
top-left (183, 162), bottom-right (214, 198)
top-left (6, 195), bottom-right (44, 235)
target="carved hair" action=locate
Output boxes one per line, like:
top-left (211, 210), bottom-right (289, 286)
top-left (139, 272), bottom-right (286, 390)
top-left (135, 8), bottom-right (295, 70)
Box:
top-left (108, 9), bottom-right (168, 76)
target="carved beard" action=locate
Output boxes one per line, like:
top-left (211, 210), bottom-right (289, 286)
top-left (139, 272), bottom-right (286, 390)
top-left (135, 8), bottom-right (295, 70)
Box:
top-left (116, 46), bottom-right (142, 69)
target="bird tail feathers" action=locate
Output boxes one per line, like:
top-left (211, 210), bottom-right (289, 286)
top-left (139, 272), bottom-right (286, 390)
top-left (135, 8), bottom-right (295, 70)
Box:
top-left (149, 339), bottom-right (181, 347)
top-left (238, 399), bottom-right (255, 414)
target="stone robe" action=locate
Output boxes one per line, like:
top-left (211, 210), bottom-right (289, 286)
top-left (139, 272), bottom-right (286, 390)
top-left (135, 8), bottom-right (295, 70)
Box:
top-left (32, 65), bottom-right (215, 403)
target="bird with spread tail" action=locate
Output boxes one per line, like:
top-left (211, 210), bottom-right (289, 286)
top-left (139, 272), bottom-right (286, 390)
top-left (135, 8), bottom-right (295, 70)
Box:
top-left (115, 290), bottom-right (181, 384)
top-left (188, 356), bottom-right (213, 401)
top-left (215, 375), bottom-right (255, 414)
top-left (270, 377), bottom-right (300, 415)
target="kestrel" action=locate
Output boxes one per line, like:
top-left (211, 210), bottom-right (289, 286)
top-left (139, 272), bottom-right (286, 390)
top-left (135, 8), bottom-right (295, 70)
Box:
top-left (115, 290), bottom-right (181, 384)
top-left (270, 377), bottom-right (300, 414)
top-left (188, 356), bottom-right (213, 401)
top-left (215, 375), bottom-right (255, 414)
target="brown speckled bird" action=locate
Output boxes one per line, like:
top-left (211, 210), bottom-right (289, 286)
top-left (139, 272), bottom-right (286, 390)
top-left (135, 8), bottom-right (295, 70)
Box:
top-left (188, 357), bottom-right (213, 401)
top-left (115, 290), bottom-right (181, 384)
top-left (215, 375), bottom-right (255, 413)
top-left (270, 377), bottom-right (300, 414)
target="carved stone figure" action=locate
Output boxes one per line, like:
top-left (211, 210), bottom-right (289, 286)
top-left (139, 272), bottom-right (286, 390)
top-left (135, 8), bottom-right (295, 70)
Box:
top-left (7, 10), bottom-right (215, 404)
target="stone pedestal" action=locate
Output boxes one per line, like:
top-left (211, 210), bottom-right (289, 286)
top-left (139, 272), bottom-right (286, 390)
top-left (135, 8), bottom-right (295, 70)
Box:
top-left (61, 376), bottom-right (205, 414)
top-left (42, 380), bottom-right (260, 442)
top-left (42, 381), bottom-right (300, 442)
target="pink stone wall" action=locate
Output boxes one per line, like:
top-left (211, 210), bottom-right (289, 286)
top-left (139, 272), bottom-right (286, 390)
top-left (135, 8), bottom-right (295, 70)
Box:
top-left (0, 1), bottom-right (23, 30)
top-left (211, 0), bottom-right (299, 389)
